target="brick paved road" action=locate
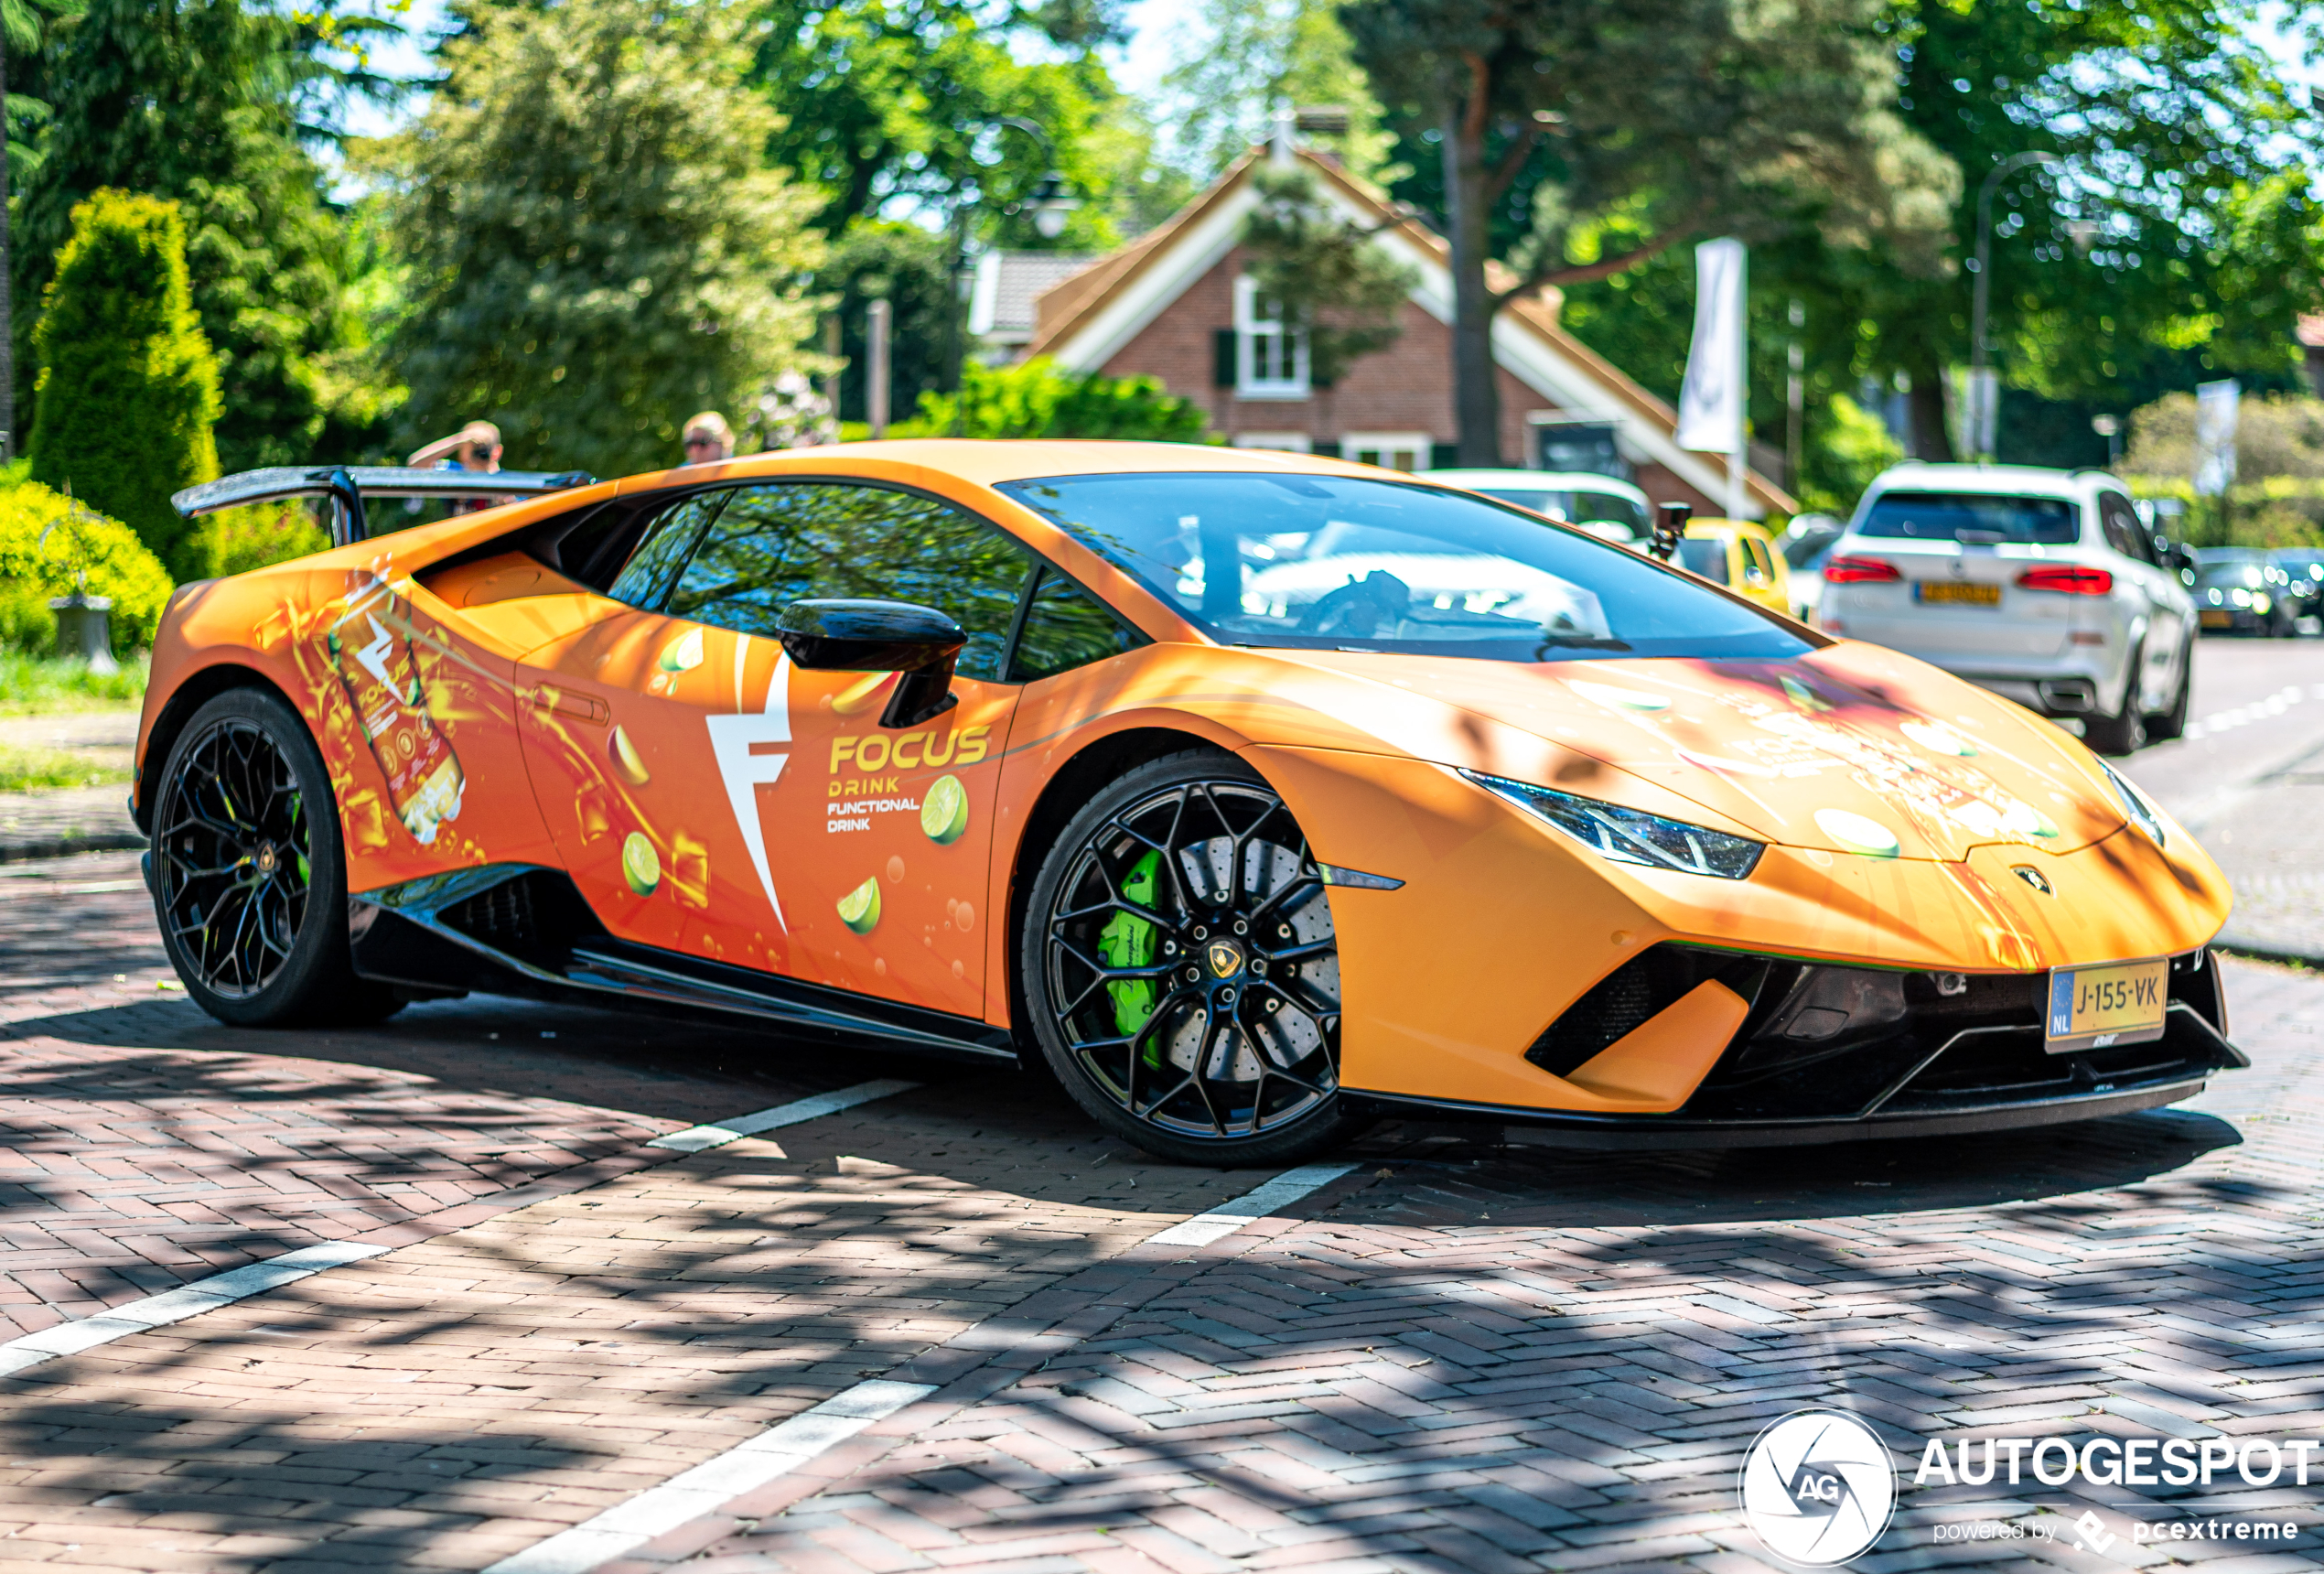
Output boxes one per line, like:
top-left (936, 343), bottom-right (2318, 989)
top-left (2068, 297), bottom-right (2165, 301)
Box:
top-left (0, 852), bottom-right (2320, 1571)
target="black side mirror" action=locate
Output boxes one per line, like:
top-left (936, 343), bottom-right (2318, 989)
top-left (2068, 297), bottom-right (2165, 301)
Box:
top-left (776, 599), bottom-right (964, 729)
top-left (1649, 501), bottom-right (1690, 562)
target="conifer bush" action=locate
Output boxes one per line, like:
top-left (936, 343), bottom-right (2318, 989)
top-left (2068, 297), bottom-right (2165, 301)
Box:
top-left (28, 189), bottom-right (222, 582)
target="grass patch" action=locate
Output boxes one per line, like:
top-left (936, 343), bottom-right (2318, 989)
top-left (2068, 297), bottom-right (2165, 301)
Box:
top-left (0, 650), bottom-right (148, 715)
top-left (0, 743), bottom-right (131, 792)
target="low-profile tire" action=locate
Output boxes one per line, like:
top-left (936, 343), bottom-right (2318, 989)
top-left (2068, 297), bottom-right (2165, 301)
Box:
top-left (1018, 748), bottom-right (1366, 1167)
top-left (2081, 644), bottom-right (2148, 756)
top-left (150, 687), bottom-right (401, 1027)
top-left (2143, 637), bottom-right (2194, 742)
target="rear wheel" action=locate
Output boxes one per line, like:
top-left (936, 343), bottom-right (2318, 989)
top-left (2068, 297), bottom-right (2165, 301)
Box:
top-left (2081, 643), bottom-right (2147, 756)
top-left (2143, 637), bottom-right (2194, 742)
top-left (1019, 749), bottom-right (1364, 1166)
top-left (151, 688), bottom-right (400, 1027)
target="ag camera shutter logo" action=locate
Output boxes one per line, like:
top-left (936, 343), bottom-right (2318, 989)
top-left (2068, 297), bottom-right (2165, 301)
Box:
top-left (1738, 1410), bottom-right (1898, 1566)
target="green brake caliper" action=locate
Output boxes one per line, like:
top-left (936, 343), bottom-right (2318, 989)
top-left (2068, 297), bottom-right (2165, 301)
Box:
top-left (1099, 850), bottom-right (1163, 1057)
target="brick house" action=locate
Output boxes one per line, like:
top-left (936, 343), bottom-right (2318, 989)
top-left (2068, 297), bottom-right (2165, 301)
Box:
top-left (1003, 146), bottom-right (1793, 519)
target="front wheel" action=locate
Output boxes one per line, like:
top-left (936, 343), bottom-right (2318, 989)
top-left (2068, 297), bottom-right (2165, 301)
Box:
top-left (1018, 749), bottom-right (1365, 1166)
top-left (151, 687), bottom-right (400, 1027)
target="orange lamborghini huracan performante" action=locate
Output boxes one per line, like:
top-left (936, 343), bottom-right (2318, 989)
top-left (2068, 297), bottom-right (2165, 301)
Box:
top-left (141, 443), bottom-right (2241, 1163)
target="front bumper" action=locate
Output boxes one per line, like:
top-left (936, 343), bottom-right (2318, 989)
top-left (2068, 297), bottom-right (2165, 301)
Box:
top-left (1345, 947), bottom-right (2243, 1149)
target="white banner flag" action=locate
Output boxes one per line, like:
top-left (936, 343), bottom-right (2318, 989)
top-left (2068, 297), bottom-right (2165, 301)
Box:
top-left (1676, 239), bottom-right (1747, 456)
top-left (2194, 378), bottom-right (2239, 497)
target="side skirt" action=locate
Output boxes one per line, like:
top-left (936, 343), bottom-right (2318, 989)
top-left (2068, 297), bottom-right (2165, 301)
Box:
top-left (349, 864), bottom-right (1016, 1062)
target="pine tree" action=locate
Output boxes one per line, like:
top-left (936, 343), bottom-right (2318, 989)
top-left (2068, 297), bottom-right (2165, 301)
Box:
top-left (28, 189), bottom-right (221, 580)
top-left (15, 0), bottom-right (345, 472)
top-left (381, 0), bottom-right (825, 480)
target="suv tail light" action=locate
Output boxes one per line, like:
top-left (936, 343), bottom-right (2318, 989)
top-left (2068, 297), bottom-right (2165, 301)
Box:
top-left (1824, 555), bottom-right (1901, 584)
top-left (2017, 565), bottom-right (2114, 595)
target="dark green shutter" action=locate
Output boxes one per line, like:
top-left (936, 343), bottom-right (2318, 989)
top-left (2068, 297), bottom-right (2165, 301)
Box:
top-left (1213, 329), bottom-right (1237, 387)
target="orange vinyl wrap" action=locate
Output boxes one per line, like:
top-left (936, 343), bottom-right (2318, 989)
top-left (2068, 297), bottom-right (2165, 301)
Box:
top-left (138, 440), bottom-right (2233, 1118)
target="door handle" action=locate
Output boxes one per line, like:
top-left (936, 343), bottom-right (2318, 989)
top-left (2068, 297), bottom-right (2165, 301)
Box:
top-left (531, 685), bottom-right (610, 726)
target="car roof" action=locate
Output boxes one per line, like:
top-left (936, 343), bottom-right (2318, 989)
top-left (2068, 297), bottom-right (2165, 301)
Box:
top-left (619, 438), bottom-right (1441, 493)
top-left (1684, 517), bottom-right (1776, 543)
top-left (1418, 469), bottom-right (1651, 503)
top-left (1860, 462), bottom-right (2118, 501)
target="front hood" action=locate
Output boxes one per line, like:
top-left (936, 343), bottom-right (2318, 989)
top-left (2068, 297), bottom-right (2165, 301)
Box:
top-left (1275, 641), bottom-right (2126, 861)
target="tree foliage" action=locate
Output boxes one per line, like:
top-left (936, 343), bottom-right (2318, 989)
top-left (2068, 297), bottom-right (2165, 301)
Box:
top-left (28, 189), bottom-right (220, 580)
top-left (1241, 166), bottom-right (1415, 387)
top-left (905, 358), bottom-right (1212, 441)
top-left (1154, 0), bottom-right (1399, 182)
top-left (378, 0), bottom-right (826, 481)
top-left (1342, 0), bottom-right (1957, 464)
top-left (16, 0), bottom-right (359, 472)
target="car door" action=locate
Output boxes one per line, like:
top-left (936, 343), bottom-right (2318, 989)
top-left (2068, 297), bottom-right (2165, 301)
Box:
top-left (515, 479), bottom-right (1038, 1019)
top-left (2099, 490), bottom-right (2187, 708)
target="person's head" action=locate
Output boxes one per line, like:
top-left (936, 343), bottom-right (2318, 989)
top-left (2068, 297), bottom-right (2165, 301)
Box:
top-left (683, 411), bottom-right (734, 464)
top-left (457, 420), bottom-right (502, 471)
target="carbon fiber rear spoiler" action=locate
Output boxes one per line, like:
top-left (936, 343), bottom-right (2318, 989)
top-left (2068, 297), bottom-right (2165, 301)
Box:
top-left (169, 465), bottom-right (596, 548)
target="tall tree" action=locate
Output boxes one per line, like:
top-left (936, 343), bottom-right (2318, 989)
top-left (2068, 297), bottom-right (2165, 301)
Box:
top-left (28, 189), bottom-right (221, 579)
top-left (1342, 0), bottom-right (1955, 465)
top-left (1555, 0), bottom-right (2324, 470)
top-left (380, 0), bottom-right (826, 480)
top-left (1154, 0), bottom-right (1398, 182)
top-left (16, 0), bottom-right (356, 472)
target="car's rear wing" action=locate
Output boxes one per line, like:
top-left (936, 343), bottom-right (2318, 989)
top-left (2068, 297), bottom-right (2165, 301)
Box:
top-left (170, 465), bottom-right (596, 548)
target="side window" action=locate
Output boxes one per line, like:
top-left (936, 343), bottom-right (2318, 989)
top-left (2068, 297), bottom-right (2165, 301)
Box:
top-left (2100, 494), bottom-right (2157, 566)
top-left (1010, 570), bottom-right (1146, 682)
top-left (607, 491), bottom-right (729, 609)
top-left (1743, 537), bottom-right (1776, 580)
top-left (665, 482), bottom-right (1035, 681)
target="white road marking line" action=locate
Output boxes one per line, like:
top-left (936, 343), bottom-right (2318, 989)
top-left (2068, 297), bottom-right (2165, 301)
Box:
top-left (1145, 1160), bottom-right (1359, 1246)
top-left (646, 1078), bottom-right (920, 1153)
top-left (482, 1377), bottom-right (937, 1574)
top-left (0, 1241), bottom-right (388, 1379)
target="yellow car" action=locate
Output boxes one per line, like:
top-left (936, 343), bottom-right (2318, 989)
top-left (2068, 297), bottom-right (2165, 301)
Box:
top-left (1675, 518), bottom-right (1793, 614)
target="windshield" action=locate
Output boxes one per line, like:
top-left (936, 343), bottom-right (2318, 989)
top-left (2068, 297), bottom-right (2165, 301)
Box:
top-left (2197, 564), bottom-right (2266, 590)
top-left (1858, 491), bottom-right (2081, 545)
top-left (1475, 488), bottom-right (1647, 539)
top-left (996, 473), bottom-right (1813, 663)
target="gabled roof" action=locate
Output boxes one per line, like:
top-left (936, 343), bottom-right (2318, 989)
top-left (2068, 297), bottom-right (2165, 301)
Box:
top-left (970, 251), bottom-right (1102, 341)
top-left (1026, 149), bottom-right (1796, 517)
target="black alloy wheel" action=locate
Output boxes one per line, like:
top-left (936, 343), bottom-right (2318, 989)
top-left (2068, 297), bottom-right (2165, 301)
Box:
top-left (153, 688), bottom-right (398, 1026)
top-left (1021, 749), bottom-right (1365, 1165)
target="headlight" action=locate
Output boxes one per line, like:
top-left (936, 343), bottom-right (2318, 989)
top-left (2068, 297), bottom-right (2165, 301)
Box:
top-left (1461, 769), bottom-right (1765, 879)
top-left (2095, 757), bottom-right (2165, 846)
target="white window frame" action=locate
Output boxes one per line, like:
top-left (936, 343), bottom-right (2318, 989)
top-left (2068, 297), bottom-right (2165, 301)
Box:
top-left (1341, 431), bottom-right (1433, 473)
top-left (1234, 275), bottom-right (1309, 399)
top-left (1232, 432), bottom-right (1312, 454)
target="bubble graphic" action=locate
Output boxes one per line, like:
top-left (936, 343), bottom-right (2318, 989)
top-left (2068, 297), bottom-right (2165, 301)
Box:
top-left (887, 855), bottom-right (906, 884)
top-left (954, 900), bottom-right (975, 933)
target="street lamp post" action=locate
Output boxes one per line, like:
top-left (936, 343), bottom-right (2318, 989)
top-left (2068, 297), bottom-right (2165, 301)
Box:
top-left (944, 117), bottom-right (1079, 401)
top-left (1969, 151), bottom-right (2060, 463)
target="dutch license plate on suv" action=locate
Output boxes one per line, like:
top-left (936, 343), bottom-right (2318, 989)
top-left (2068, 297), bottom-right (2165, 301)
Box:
top-left (2046, 956), bottom-right (2168, 1053)
top-left (1914, 581), bottom-right (2002, 607)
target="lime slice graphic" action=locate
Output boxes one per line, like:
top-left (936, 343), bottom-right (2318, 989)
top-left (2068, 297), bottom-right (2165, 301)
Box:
top-left (1780, 674), bottom-right (1834, 712)
top-left (838, 875), bottom-right (881, 934)
top-left (608, 725), bottom-right (651, 786)
top-left (622, 832), bottom-right (662, 895)
top-left (1569, 679), bottom-right (1670, 712)
top-left (1815, 808), bottom-right (1900, 858)
top-left (658, 627), bottom-right (705, 674)
top-left (1900, 719), bottom-right (1976, 757)
top-left (921, 773), bottom-right (969, 845)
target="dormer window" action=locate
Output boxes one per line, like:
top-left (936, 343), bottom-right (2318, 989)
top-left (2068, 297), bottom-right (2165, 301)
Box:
top-left (1234, 275), bottom-right (1308, 398)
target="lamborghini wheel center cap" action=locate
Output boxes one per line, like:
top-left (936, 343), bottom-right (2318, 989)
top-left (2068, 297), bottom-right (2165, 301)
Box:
top-left (1205, 938), bottom-right (1245, 980)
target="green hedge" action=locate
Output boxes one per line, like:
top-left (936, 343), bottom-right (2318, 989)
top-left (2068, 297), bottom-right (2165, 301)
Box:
top-left (0, 479), bottom-right (175, 654)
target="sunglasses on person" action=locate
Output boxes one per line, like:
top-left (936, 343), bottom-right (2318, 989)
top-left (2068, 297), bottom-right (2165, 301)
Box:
top-left (685, 436), bottom-right (723, 449)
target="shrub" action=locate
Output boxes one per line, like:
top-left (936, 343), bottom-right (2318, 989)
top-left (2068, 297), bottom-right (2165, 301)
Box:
top-left (27, 189), bottom-right (222, 582)
top-left (905, 359), bottom-right (1214, 442)
top-left (0, 478), bottom-right (175, 653)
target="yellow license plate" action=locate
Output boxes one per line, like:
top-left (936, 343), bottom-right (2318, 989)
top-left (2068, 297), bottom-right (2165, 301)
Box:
top-left (2046, 956), bottom-right (2168, 1053)
top-left (1914, 581), bottom-right (2002, 607)
top-left (2200, 609), bottom-right (2233, 627)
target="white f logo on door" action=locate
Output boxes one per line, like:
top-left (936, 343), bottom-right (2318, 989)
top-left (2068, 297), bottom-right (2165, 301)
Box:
top-left (705, 645), bottom-right (791, 930)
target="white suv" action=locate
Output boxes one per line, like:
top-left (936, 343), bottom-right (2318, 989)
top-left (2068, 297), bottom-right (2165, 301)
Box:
top-left (1817, 464), bottom-right (2194, 754)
